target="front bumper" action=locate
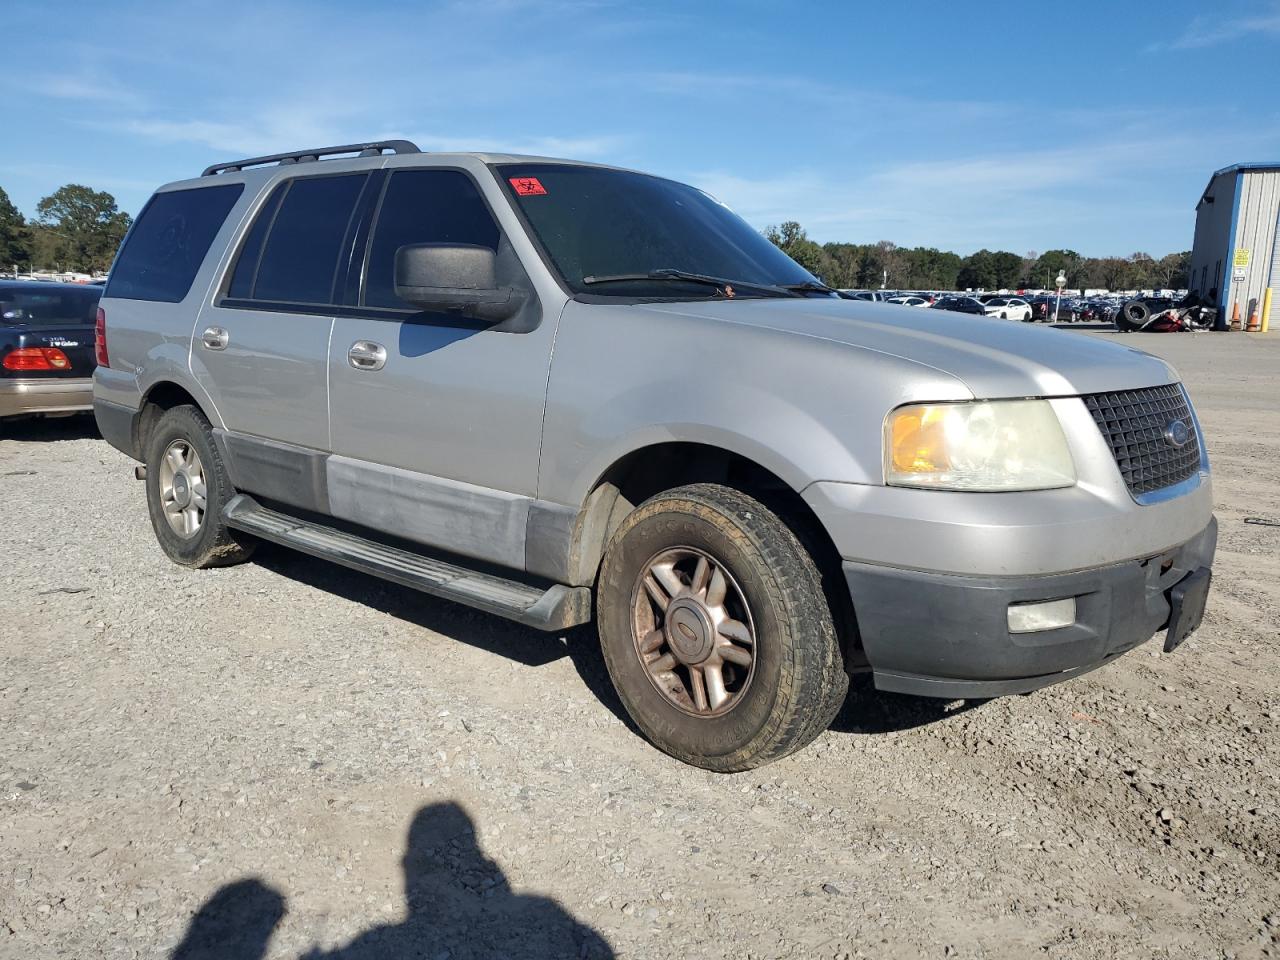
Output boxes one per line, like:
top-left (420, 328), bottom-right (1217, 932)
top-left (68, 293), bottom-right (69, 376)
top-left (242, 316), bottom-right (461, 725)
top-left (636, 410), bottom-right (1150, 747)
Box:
top-left (844, 517), bottom-right (1217, 698)
top-left (0, 377), bottom-right (94, 419)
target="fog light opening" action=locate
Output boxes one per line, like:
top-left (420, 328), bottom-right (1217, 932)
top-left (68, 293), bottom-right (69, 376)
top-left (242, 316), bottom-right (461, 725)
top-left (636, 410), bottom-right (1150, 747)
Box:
top-left (1007, 597), bottom-right (1077, 634)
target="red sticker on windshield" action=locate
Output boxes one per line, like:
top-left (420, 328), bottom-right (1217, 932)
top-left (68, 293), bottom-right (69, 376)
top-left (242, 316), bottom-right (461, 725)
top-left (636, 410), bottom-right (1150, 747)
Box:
top-left (509, 176), bottom-right (547, 196)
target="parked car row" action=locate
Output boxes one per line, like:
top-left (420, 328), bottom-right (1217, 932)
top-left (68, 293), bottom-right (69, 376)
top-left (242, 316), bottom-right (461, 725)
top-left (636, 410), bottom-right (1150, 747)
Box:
top-left (915, 294), bottom-right (1036, 321)
top-left (837, 288), bottom-right (1161, 325)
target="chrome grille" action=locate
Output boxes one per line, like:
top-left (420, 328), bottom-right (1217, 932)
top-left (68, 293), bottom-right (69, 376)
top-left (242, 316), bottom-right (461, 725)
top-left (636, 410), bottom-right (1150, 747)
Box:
top-left (1083, 384), bottom-right (1201, 497)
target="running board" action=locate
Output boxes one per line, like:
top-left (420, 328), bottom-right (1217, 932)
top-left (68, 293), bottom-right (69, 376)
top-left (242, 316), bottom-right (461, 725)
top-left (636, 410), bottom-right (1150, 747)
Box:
top-left (223, 494), bottom-right (591, 631)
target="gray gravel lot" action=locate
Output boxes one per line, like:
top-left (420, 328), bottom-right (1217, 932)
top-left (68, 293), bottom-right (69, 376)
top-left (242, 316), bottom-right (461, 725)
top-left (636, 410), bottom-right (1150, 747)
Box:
top-left (2, 331), bottom-right (1277, 960)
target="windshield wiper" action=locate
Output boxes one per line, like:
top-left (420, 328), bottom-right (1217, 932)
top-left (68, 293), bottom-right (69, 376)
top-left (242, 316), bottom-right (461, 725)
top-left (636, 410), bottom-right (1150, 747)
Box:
top-left (777, 280), bottom-right (837, 295)
top-left (580, 269), bottom-right (803, 298)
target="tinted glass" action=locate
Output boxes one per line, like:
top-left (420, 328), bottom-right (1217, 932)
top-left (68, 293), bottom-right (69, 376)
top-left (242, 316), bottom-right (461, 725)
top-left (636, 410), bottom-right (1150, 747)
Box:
top-left (106, 185), bottom-right (243, 303)
top-left (0, 285), bottom-right (101, 326)
top-left (500, 163), bottom-right (815, 298)
top-left (227, 184), bottom-right (285, 299)
top-left (255, 174), bottom-right (367, 304)
top-left (364, 170), bottom-right (500, 308)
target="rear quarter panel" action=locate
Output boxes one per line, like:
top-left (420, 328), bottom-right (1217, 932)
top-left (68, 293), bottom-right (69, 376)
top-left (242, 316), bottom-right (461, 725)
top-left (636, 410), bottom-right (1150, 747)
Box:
top-left (95, 176), bottom-right (266, 423)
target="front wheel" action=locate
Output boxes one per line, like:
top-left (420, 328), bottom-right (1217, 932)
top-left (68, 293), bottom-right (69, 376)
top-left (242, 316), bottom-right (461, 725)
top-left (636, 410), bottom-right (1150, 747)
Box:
top-left (144, 405), bottom-right (255, 568)
top-left (597, 484), bottom-right (848, 772)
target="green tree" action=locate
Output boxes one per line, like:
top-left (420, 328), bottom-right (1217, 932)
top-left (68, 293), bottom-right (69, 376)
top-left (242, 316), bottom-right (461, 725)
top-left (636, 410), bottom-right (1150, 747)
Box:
top-left (764, 221), bottom-right (831, 280)
top-left (1031, 249), bottom-right (1083, 288)
top-left (762, 219), bottom-right (1189, 295)
top-left (874, 240), bottom-right (906, 288)
top-left (35, 184), bottom-right (131, 273)
top-left (1153, 251), bottom-right (1191, 289)
top-left (990, 251), bottom-right (1024, 289)
top-left (905, 247), bottom-right (961, 289)
top-left (0, 186), bottom-right (30, 268)
top-left (957, 249), bottom-right (997, 290)
top-left (1094, 257), bottom-right (1135, 291)
top-left (820, 242), bottom-right (862, 289)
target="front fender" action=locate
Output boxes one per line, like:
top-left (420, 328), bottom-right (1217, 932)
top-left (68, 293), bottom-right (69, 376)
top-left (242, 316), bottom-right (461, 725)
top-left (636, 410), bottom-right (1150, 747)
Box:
top-left (538, 300), bottom-right (970, 506)
top-left (560, 388), bottom-right (859, 507)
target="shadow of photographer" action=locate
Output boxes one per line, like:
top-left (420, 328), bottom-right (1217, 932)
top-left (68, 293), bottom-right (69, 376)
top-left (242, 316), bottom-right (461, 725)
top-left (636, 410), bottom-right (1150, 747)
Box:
top-left (172, 802), bottom-right (614, 960)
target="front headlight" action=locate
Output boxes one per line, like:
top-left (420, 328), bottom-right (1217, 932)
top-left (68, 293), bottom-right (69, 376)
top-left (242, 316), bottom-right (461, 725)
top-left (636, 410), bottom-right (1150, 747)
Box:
top-left (885, 399), bottom-right (1075, 491)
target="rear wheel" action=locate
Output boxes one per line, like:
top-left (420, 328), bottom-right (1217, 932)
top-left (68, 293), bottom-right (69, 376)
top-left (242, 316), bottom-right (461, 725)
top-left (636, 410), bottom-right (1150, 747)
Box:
top-left (597, 483), bottom-right (848, 772)
top-left (144, 405), bottom-right (254, 568)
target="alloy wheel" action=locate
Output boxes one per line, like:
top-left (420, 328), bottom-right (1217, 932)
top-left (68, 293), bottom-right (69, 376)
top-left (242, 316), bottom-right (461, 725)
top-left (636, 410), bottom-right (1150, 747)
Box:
top-left (630, 546), bottom-right (757, 717)
top-left (158, 439), bottom-right (208, 537)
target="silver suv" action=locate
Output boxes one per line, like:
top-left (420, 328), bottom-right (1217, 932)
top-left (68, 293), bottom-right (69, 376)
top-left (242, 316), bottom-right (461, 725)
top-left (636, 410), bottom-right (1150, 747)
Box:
top-left (94, 141), bottom-right (1215, 771)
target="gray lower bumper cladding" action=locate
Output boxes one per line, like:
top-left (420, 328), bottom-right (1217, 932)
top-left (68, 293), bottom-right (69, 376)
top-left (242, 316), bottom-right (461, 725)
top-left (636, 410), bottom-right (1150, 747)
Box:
top-left (845, 518), bottom-right (1218, 699)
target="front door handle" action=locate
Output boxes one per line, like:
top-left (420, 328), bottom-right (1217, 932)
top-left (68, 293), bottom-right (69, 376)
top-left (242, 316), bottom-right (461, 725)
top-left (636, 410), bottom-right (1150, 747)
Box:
top-left (201, 326), bottom-right (229, 351)
top-left (348, 340), bottom-right (387, 371)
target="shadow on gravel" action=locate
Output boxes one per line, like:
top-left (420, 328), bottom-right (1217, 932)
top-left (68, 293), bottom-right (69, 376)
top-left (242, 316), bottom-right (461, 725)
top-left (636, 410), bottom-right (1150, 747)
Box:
top-left (253, 548), bottom-right (639, 734)
top-left (172, 802), bottom-right (614, 960)
top-left (828, 675), bottom-right (989, 735)
top-left (0, 413), bottom-right (100, 442)
top-left (252, 547), bottom-right (983, 744)
top-left (171, 878), bottom-right (285, 960)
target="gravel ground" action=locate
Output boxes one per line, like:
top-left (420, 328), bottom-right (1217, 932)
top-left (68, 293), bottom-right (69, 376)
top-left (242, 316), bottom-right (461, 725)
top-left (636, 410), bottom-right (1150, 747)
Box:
top-left (2, 331), bottom-right (1277, 960)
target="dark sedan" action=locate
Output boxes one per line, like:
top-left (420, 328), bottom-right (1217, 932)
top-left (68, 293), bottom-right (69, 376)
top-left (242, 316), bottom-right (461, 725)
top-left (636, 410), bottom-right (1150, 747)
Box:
top-left (930, 296), bottom-right (988, 315)
top-left (0, 280), bottom-right (103, 422)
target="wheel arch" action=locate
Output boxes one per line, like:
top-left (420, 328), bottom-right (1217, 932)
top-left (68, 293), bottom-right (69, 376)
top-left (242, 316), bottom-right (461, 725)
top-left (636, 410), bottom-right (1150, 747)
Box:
top-left (567, 440), bottom-right (862, 668)
top-left (133, 380), bottom-right (213, 461)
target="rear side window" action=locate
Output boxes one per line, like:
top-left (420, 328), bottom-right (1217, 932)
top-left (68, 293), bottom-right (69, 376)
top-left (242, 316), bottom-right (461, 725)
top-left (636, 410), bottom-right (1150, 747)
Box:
top-left (106, 185), bottom-right (243, 303)
top-left (226, 184), bottom-right (285, 299)
top-left (363, 170), bottom-right (499, 309)
top-left (253, 174), bottom-right (367, 304)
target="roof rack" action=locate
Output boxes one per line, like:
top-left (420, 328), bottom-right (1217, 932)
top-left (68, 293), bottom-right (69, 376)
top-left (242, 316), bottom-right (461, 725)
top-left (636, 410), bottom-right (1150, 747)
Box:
top-left (201, 140), bottom-right (421, 177)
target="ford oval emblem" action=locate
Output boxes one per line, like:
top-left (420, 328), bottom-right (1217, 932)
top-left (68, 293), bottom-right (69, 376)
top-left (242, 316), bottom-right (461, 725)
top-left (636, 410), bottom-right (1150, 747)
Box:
top-left (1164, 419), bottom-right (1190, 448)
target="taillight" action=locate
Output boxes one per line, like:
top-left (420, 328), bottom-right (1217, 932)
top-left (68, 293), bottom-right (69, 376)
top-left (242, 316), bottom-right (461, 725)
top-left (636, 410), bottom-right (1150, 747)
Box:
top-left (3, 347), bottom-right (71, 371)
top-left (95, 307), bottom-right (109, 367)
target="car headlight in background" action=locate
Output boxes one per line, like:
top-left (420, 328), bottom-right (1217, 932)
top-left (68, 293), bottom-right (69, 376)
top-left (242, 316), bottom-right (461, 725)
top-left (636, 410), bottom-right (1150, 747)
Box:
top-left (885, 399), bottom-right (1076, 491)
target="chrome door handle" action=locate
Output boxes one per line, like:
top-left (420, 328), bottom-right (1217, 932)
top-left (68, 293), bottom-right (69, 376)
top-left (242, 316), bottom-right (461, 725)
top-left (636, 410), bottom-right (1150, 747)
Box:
top-left (348, 340), bottom-right (387, 371)
top-left (201, 326), bottom-right (229, 351)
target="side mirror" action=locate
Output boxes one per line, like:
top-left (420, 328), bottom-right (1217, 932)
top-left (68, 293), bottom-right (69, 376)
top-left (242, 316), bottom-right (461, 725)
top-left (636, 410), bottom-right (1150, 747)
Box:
top-left (393, 243), bottom-right (524, 322)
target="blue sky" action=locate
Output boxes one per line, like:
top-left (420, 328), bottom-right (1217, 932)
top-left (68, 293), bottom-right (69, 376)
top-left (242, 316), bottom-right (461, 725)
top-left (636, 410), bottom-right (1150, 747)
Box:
top-left (3, 0), bottom-right (1279, 256)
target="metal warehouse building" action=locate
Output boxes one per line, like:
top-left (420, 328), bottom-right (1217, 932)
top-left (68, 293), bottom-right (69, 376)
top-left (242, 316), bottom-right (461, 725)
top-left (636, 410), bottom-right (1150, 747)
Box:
top-left (1189, 162), bottom-right (1279, 331)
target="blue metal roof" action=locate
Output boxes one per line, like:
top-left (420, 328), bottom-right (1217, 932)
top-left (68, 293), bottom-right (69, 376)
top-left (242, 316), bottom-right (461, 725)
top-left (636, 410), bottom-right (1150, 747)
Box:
top-left (1199, 162), bottom-right (1280, 208)
top-left (1210, 161), bottom-right (1280, 178)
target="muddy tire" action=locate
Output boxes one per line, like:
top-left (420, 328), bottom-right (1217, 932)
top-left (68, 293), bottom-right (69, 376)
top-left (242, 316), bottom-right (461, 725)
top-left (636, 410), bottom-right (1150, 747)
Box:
top-left (144, 405), bottom-right (254, 568)
top-left (597, 483), bottom-right (848, 772)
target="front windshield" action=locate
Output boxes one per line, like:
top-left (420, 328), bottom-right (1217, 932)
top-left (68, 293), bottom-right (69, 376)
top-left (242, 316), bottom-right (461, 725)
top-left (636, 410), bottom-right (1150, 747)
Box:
top-left (498, 163), bottom-right (818, 298)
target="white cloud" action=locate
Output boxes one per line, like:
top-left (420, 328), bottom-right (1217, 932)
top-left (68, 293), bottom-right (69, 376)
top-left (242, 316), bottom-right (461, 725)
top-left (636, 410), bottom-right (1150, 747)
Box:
top-left (11, 70), bottom-right (143, 108)
top-left (1150, 6), bottom-right (1280, 50)
top-left (111, 116), bottom-right (628, 164)
top-left (404, 133), bottom-right (627, 158)
top-left (682, 135), bottom-right (1249, 255)
top-left (112, 112), bottom-right (348, 158)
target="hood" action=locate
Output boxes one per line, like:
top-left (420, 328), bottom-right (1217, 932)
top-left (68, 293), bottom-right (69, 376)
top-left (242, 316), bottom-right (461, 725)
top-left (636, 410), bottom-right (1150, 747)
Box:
top-left (638, 297), bottom-right (1176, 398)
